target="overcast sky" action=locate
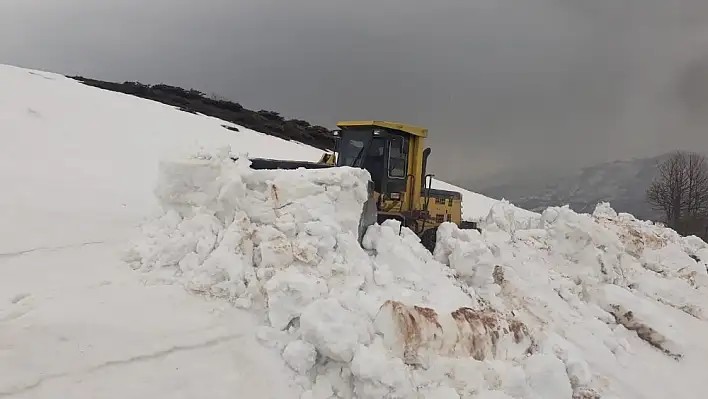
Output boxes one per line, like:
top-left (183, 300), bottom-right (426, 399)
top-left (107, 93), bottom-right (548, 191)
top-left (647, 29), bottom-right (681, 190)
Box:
top-left (3, 0), bottom-right (708, 187)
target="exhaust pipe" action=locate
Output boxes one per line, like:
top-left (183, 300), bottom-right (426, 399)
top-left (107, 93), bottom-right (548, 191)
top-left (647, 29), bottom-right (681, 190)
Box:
top-left (421, 148), bottom-right (431, 191)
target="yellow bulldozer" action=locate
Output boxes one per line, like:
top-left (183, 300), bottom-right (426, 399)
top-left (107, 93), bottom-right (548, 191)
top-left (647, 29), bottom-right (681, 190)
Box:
top-left (245, 120), bottom-right (478, 252)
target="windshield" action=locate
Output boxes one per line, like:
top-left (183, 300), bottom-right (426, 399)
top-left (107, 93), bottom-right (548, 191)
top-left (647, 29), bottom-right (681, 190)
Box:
top-left (337, 128), bottom-right (373, 167)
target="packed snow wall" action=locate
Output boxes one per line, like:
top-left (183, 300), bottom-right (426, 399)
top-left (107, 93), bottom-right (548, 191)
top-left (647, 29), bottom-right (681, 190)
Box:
top-left (125, 147), bottom-right (708, 399)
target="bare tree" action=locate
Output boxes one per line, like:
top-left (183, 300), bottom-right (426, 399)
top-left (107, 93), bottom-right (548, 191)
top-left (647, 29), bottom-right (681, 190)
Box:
top-left (646, 151), bottom-right (708, 236)
top-left (209, 92), bottom-right (229, 102)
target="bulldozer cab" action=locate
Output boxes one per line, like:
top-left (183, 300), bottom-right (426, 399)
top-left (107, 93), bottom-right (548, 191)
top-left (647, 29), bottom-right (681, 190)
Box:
top-left (333, 121), bottom-right (463, 239)
top-left (334, 123), bottom-right (411, 196)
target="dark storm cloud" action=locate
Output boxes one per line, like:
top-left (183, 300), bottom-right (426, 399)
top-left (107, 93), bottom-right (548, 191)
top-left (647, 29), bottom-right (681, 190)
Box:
top-left (3, 0), bottom-right (708, 186)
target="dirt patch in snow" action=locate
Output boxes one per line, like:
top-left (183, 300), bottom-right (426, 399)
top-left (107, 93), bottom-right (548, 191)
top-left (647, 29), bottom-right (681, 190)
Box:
top-left (609, 304), bottom-right (682, 360)
top-left (374, 300), bottom-right (533, 365)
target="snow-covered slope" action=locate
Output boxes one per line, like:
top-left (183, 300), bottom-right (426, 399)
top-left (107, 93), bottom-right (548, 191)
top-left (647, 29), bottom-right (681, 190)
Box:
top-left (0, 64), bottom-right (323, 255)
top-left (3, 62), bottom-right (708, 399)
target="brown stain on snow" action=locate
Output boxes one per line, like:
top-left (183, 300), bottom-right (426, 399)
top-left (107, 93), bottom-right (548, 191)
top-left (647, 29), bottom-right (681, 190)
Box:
top-left (379, 300), bottom-right (532, 364)
top-left (451, 307), bottom-right (504, 360)
top-left (271, 184), bottom-right (280, 204)
top-left (493, 265), bottom-right (505, 285)
top-left (414, 305), bottom-right (442, 329)
top-left (609, 303), bottom-right (682, 360)
top-left (509, 320), bottom-right (528, 343)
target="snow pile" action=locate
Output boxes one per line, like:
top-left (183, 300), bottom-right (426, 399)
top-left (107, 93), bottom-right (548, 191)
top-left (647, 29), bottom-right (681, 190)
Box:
top-left (125, 147), bottom-right (708, 398)
top-left (436, 201), bottom-right (708, 397)
top-left (123, 148), bottom-right (550, 398)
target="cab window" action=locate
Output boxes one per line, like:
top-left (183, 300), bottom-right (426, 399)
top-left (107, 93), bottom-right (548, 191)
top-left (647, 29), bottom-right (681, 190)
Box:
top-left (365, 138), bottom-right (386, 191)
top-left (388, 135), bottom-right (408, 178)
top-left (337, 128), bottom-right (372, 167)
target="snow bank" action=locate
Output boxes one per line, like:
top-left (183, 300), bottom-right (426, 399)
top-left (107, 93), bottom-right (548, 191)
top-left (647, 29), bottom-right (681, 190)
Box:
top-left (124, 148), bottom-right (546, 398)
top-left (126, 148), bottom-right (708, 398)
top-left (436, 201), bottom-right (708, 398)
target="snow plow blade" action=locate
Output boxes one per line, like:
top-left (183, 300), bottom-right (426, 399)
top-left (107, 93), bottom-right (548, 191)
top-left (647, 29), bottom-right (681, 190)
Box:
top-left (244, 157), bottom-right (378, 244)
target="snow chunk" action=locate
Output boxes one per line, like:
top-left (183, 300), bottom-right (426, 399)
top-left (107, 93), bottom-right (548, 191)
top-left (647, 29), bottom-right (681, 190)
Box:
top-left (300, 298), bottom-right (373, 363)
top-left (523, 353), bottom-right (574, 399)
top-left (283, 340), bottom-right (317, 374)
top-left (434, 222), bottom-right (497, 287)
top-left (265, 268), bottom-right (328, 330)
top-left (349, 342), bottom-right (416, 398)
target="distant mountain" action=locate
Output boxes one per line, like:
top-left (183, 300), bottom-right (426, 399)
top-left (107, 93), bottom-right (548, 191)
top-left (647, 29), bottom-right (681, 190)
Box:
top-left (477, 153), bottom-right (674, 221)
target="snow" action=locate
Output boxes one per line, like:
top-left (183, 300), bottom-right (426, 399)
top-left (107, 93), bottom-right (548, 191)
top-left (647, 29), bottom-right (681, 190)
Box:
top-left (0, 244), bottom-right (302, 398)
top-left (123, 148), bottom-right (708, 398)
top-left (434, 201), bottom-right (708, 397)
top-left (0, 64), bottom-right (315, 398)
top-left (0, 64), bottom-right (323, 255)
top-left (4, 62), bottom-right (708, 398)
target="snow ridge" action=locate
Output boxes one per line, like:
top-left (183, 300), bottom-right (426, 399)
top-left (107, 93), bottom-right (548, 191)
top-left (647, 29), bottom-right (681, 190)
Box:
top-left (125, 147), bottom-right (708, 399)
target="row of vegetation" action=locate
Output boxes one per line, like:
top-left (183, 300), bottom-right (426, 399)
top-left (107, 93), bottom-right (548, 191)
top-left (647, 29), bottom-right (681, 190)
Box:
top-left (647, 150), bottom-right (708, 239)
top-left (69, 76), bottom-right (336, 151)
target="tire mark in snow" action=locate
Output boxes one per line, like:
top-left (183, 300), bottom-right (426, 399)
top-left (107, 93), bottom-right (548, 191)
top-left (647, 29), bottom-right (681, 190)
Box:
top-left (0, 308), bottom-right (32, 323)
top-left (0, 295), bottom-right (34, 323)
top-left (0, 241), bottom-right (106, 259)
top-left (0, 333), bottom-right (242, 397)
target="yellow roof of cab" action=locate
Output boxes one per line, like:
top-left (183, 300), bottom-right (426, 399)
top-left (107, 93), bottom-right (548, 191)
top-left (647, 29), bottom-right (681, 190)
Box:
top-left (336, 120), bottom-right (428, 138)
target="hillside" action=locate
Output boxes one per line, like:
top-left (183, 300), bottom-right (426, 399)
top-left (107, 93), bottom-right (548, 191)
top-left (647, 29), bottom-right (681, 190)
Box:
top-left (69, 75), bottom-right (336, 151)
top-left (480, 154), bottom-right (673, 221)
